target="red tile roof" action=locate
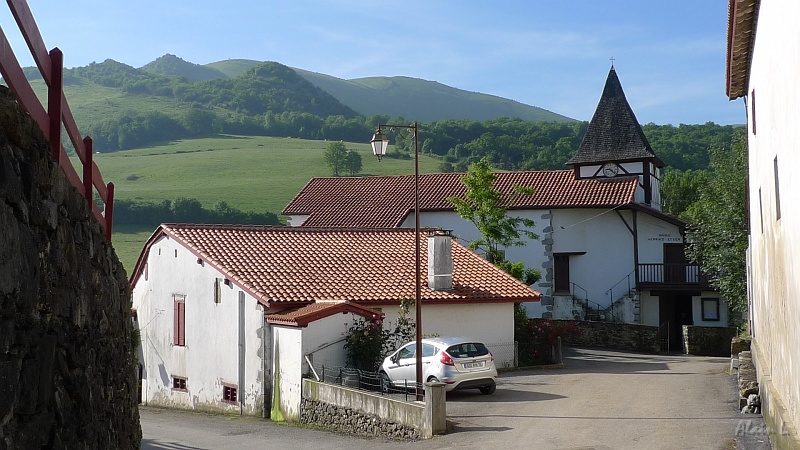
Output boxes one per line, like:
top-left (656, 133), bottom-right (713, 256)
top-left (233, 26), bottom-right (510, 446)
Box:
top-left (266, 302), bottom-right (383, 327)
top-left (130, 225), bottom-right (541, 308)
top-left (283, 170), bottom-right (638, 227)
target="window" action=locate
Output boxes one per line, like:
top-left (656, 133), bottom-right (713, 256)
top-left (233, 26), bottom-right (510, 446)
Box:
top-left (759, 188), bottom-right (764, 232)
top-left (750, 89), bottom-right (756, 135)
top-left (172, 376), bottom-right (187, 391)
top-left (701, 298), bottom-right (720, 321)
top-left (774, 157), bottom-right (781, 220)
top-left (214, 278), bottom-right (222, 304)
top-left (222, 384), bottom-right (238, 404)
top-left (398, 345), bottom-right (415, 360)
top-left (173, 294), bottom-right (186, 346)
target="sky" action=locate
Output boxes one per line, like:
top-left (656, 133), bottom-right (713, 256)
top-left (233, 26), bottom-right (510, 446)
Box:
top-left (0, 1), bottom-right (744, 125)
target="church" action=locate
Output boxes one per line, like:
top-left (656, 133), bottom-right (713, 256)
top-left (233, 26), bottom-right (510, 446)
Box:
top-left (283, 66), bottom-right (730, 348)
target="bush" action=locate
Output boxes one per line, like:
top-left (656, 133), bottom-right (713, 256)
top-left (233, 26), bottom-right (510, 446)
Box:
top-left (516, 318), bottom-right (581, 366)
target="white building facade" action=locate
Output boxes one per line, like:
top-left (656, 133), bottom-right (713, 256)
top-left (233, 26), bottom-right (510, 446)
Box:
top-left (727, 0), bottom-right (800, 446)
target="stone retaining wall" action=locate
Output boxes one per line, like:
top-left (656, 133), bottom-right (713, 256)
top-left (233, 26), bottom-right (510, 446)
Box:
top-left (301, 398), bottom-right (419, 440)
top-left (682, 325), bottom-right (737, 356)
top-left (561, 320), bottom-right (660, 353)
top-left (0, 86), bottom-right (141, 448)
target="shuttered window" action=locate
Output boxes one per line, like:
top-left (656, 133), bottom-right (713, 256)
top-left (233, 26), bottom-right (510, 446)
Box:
top-left (174, 295), bottom-right (186, 346)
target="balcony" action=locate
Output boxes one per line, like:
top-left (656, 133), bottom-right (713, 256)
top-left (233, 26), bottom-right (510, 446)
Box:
top-left (637, 263), bottom-right (711, 291)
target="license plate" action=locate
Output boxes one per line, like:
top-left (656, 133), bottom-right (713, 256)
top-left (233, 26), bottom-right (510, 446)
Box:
top-left (463, 361), bottom-right (485, 369)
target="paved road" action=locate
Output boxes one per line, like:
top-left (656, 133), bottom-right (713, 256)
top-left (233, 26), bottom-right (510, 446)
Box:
top-left (140, 347), bottom-right (771, 449)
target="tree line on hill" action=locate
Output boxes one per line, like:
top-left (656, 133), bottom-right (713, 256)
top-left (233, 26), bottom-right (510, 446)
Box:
top-left (114, 198), bottom-right (279, 228)
top-left (51, 58), bottom-right (738, 177)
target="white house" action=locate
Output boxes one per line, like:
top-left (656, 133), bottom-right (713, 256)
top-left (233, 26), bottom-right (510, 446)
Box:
top-left (130, 225), bottom-right (540, 418)
top-left (284, 67), bottom-right (729, 349)
top-left (727, 0), bottom-right (800, 446)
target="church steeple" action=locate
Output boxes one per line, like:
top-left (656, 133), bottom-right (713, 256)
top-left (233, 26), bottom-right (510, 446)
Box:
top-left (567, 66), bottom-right (666, 209)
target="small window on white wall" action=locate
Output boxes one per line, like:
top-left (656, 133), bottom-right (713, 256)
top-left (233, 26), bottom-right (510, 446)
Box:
top-left (214, 278), bottom-right (222, 304)
top-left (701, 298), bottom-right (720, 321)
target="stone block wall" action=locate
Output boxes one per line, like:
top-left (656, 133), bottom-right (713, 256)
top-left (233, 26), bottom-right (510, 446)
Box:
top-left (0, 86), bottom-right (141, 448)
top-left (301, 398), bottom-right (419, 440)
top-left (682, 325), bottom-right (737, 356)
top-left (561, 320), bottom-right (660, 353)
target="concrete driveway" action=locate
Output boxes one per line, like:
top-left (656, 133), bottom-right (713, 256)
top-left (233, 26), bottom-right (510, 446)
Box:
top-left (441, 347), bottom-right (769, 449)
top-left (140, 347), bottom-right (771, 449)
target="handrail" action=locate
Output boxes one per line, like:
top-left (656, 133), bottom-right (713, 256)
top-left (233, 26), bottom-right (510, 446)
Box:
top-left (605, 270), bottom-right (636, 303)
top-left (0, 0), bottom-right (114, 240)
top-left (569, 282), bottom-right (588, 301)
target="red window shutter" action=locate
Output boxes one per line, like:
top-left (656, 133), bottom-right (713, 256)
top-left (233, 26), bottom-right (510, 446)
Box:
top-left (174, 297), bottom-right (186, 346)
top-left (173, 299), bottom-right (180, 345)
top-left (178, 301), bottom-right (186, 346)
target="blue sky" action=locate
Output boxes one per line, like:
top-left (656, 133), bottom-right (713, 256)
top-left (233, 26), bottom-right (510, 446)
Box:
top-left (1, 1), bottom-right (743, 125)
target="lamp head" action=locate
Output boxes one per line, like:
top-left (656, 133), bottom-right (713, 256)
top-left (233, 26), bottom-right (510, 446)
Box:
top-left (370, 128), bottom-right (389, 161)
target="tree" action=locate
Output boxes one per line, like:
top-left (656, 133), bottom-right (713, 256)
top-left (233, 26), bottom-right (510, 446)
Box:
top-left (661, 169), bottom-right (709, 216)
top-left (323, 141), bottom-right (349, 176)
top-left (345, 150), bottom-right (362, 176)
top-left (681, 129), bottom-right (748, 325)
top-left (447, 157), bottom-right (539, 263)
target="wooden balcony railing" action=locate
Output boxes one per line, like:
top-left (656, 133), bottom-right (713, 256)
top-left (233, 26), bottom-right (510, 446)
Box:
top-left (0, 0), bottom-right (113, 240)
top-left (638, 263), bottom-right (710, 288)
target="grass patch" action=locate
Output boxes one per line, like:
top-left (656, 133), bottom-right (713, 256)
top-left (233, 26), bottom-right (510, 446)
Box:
top-left (96, 135), bottom-right (443, 273)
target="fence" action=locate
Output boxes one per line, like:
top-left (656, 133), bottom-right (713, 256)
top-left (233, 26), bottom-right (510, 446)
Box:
top-left (309, 363), bottom-right (423, 402)
top-left (0, 0), bottom-right (113, 240)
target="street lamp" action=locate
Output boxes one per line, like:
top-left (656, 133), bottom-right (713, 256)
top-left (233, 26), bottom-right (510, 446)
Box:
top-left (370, 122), bottom-right (423, 401)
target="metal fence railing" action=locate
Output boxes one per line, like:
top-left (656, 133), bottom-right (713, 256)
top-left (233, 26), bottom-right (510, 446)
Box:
top-left (0, 0), bottom-right (114, 240)
top-left (308, 364), bottom-right (423, 402)
top-left (486, 341), bottom-right (517, 369)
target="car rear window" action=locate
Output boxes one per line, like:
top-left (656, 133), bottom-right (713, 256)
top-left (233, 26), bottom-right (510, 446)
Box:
top-left (445, 342), bottom-right (489, 358)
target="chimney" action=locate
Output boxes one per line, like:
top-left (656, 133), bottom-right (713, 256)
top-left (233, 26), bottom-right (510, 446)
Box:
top-left (427, 230), bottom-right (453, 290)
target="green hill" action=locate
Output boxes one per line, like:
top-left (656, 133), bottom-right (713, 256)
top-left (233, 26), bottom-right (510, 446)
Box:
top-left (204, 59), bottom-right (261, 79)
top-left (293, 68), bottom-right (573, 123)
top-left (141, 54), bottom-right (228, 81)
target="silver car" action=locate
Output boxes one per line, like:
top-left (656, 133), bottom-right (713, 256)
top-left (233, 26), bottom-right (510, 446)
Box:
top-left (380, 337), bottom-right (497, 394)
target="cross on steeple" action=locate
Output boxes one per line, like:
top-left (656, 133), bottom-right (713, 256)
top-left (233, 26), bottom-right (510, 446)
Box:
top-left (610, 56), bottom-right (615, 68)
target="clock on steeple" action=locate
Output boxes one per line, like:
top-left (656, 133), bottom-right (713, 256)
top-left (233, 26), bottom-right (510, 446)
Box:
top-left (566, 66), bottom-right (666, 209)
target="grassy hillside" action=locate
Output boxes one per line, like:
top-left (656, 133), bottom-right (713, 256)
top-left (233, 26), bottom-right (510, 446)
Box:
top-left (95, 135), bottom-right (443, 272)
top-left (293, 69), bottom-right (574, 123)
top-left (204, 59), bottom-right (261, 79)
top-left (141, 54), bottom-right (228, 81)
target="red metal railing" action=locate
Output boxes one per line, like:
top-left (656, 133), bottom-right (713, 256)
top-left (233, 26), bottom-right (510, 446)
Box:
top-left (0, 0), bottom-right (113, 240)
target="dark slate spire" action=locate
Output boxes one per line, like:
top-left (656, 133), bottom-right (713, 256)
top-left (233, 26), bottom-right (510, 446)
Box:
top-left (567, 67), bottom-right (664, 167)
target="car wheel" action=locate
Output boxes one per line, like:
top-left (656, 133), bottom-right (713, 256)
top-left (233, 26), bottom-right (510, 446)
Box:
top-left (479, 384), bottom-right (496, 395)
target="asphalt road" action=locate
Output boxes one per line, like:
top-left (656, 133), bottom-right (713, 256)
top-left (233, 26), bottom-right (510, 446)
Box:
top-left (140, 347), bottom-right (771, 449)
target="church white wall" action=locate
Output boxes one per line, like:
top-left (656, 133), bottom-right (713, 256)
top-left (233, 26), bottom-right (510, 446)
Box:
top-left (744, 0), bottom-right (800, 436)
top-left (131, 236), bottom-right (266, 415)
top-left (639, 291), bottom-right (660, 326)
top-left (551, 208), bottom-right (636, 306)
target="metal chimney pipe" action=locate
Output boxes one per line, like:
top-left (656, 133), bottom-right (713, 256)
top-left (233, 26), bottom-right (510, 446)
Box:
top-left (427, 230), bottom-right (453, 290)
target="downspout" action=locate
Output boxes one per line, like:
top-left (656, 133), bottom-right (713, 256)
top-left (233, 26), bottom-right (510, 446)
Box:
top-left (632, 210), bottom-right (640, 288)
top-left (263, 320), bottom-right (272, 419)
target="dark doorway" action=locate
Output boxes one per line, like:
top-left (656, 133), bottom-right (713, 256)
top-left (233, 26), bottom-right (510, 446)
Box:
top-left (659, 294), bottom-right (693, 353)
top-left (664, 244), bottom-right (687, 283)
top-left (554, 254), bottom-right (570, 293)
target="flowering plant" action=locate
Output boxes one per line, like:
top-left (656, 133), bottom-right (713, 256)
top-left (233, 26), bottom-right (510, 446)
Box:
top-left (516, 318), bottom-right (582, 365)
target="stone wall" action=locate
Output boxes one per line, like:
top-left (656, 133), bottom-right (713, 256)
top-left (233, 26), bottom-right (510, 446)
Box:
top-left (682, 325), bottom-right (737, 356)
top-left (301, 398), bottom-right (419, 440)
top-left (0, 86), bottom-right (141, 448)
top-left (561, 320), bottom-right (660, 353)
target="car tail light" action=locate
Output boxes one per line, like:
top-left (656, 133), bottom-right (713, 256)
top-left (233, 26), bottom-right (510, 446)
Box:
top-left (440, 352), bottom-right (454, 366)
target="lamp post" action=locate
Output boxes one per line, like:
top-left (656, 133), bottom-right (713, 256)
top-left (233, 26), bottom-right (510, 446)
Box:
top-left (370, 122), bottom-right (423, 401)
